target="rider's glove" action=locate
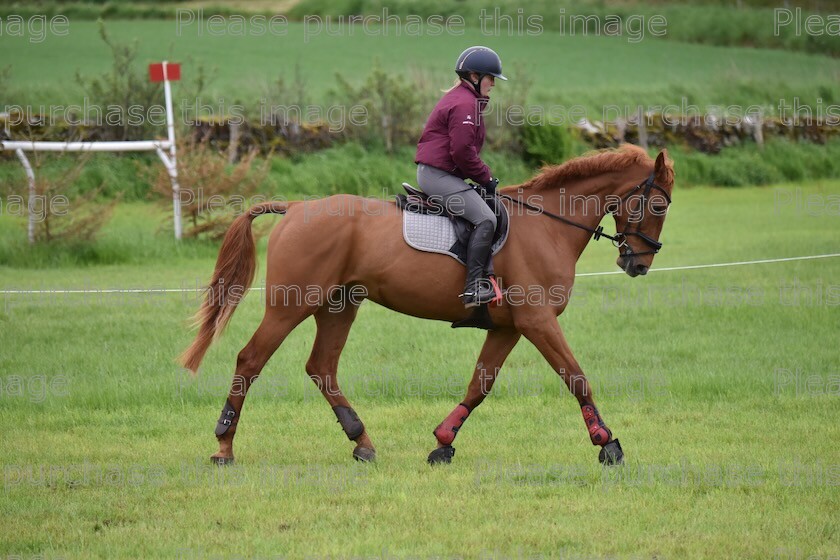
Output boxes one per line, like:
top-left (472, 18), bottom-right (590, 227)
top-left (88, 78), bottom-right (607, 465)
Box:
top-left (483, 177), bottom-right (499, 194)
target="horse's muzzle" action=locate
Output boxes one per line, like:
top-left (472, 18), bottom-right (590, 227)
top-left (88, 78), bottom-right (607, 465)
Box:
top-left (617, 256), bottom-right (649, 277)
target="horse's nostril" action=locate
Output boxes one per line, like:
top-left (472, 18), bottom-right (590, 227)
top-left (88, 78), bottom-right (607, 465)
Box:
top-left (635, 264), bottom-right (649, 276)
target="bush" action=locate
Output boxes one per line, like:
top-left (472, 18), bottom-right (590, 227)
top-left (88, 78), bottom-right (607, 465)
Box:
top-left (152, 140), bottom-right (270, 240)
top-left (520, 122), bottom-right (574, 167)
top-left (3, 152), bottom-right (119, 244)
top-left (669, 137), bottom-right (840, 187)
top-left (331, 61), bottom-right (429, 153)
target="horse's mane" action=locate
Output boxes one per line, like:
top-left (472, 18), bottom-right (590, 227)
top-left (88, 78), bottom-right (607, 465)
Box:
top-left (510, 144), bottom-right (652, 191)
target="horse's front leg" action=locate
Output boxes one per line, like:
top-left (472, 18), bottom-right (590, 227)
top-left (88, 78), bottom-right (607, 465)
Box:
top-left (427, 328), bottom-right (521, 464)
top-left (517, 315), bottom-right (624, 465)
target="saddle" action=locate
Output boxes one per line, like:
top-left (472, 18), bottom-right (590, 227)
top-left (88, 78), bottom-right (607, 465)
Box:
top-left (395, 182), bottom-right (509, 271)
top-left (395, 182), bottom-right (510, 330)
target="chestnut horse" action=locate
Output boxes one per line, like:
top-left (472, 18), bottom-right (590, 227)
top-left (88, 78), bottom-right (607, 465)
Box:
top-left (180, 144), bottom-right (674, 466)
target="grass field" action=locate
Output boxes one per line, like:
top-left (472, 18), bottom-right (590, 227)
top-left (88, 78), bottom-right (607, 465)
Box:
top-left (2, 6), bottom-right (840, 558)
top-left (3, 19), bottom-right (840, 116)
top-left (1, 181), bottom-right (838, 558)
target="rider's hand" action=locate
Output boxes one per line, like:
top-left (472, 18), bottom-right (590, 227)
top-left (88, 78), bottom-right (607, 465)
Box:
top-left (483, 177), bottom-right (499, 194)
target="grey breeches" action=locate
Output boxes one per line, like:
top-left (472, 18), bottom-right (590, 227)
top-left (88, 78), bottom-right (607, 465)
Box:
top-left (416, 164), bottom-right (497, 229)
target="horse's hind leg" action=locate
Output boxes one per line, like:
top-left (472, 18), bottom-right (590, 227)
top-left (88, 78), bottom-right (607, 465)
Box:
top-left (306, 302), bottom-right (376, 462)
top-left (211, 306), bottom-right (312, 464)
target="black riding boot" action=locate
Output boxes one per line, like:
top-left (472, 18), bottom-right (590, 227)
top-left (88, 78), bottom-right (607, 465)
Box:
top-left (461, 219), bottom-right (497, 308)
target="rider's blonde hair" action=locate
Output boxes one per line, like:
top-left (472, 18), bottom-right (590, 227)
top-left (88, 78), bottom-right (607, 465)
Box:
top-left (443, 77), bottom-right (463, 93)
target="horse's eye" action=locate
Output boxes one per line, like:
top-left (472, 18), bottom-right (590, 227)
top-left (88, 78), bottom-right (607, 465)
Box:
top-left (651, 206), bottom-right (668, 214)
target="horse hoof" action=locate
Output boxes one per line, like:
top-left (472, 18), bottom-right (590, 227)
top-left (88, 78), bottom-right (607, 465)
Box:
top-left (427, 446), bottom-right (455, 465)
top-left (599, 439), bottom-right (623, 466)
top-left (353, 446), bottom-right (376, 462)
top-left (211, 455), bottom-right (235, 466)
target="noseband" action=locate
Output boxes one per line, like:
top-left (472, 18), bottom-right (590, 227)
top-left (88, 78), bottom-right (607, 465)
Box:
top-left (498, 172), bottom-right (671, 258)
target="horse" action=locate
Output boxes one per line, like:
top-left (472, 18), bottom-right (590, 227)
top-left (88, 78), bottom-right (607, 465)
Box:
top-left (180, 144), bottom-right (675, 466)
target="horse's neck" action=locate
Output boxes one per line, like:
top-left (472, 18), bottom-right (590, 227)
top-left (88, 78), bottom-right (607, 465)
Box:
top-left (539, 164), bottom-right (650, 259)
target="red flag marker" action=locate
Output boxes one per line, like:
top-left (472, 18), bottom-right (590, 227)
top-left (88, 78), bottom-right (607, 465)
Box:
top-left (149, 62), bottom-right (181, 82)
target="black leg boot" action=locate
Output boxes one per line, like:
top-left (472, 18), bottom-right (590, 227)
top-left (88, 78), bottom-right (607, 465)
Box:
top-left (461, 219), bottom-right (497, 308)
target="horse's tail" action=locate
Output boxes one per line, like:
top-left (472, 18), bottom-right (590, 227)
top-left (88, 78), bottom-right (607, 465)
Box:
top-left (180, 201), bottom-right (291, 374)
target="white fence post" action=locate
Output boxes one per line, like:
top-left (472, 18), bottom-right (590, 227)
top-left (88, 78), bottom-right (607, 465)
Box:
top-left (162, 61), bottom-right (182, 240)
top-left (14, 148), bottom-right (36, 244)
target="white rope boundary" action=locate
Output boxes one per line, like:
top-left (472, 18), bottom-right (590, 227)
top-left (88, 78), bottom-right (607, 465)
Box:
top-left (575, 252), bottom-right (840, 277)
top-left (1, 253), bottom-right (839, 295)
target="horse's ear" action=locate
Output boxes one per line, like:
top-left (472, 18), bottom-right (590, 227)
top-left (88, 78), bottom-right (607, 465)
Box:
top-left (655, 150), bottom-right (668, 172)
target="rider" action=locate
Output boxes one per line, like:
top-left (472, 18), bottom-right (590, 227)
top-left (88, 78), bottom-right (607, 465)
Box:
top-left (415, 46), bottom-right (507, 308)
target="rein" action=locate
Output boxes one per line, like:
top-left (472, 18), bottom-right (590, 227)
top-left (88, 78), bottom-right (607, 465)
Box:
top-left (497, 172), bottom-right (672, 258)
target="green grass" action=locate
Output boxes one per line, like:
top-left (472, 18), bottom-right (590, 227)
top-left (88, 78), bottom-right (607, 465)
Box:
top-left (0, 143), bottom-right (535, 267)
top-left (1, 181), bottom-right (838, 558)
top-left (2, 19), bottom-right (839, 117)
top-left (4, 0), bottom-right (840, 55)
top-left (289, 0), bottom-right (840, 56)
top-left (4, 141), bottom-right (840, 268)
top-left (4, 139), bottom-right (840, 267)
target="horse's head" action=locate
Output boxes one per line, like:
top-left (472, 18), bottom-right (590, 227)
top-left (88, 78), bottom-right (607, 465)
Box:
top-left (610, 150), bottom-right (674, 277)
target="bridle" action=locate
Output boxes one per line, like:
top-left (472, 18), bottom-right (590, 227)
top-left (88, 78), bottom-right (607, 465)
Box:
top-left (497, 172), bottom-right (672, 258)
